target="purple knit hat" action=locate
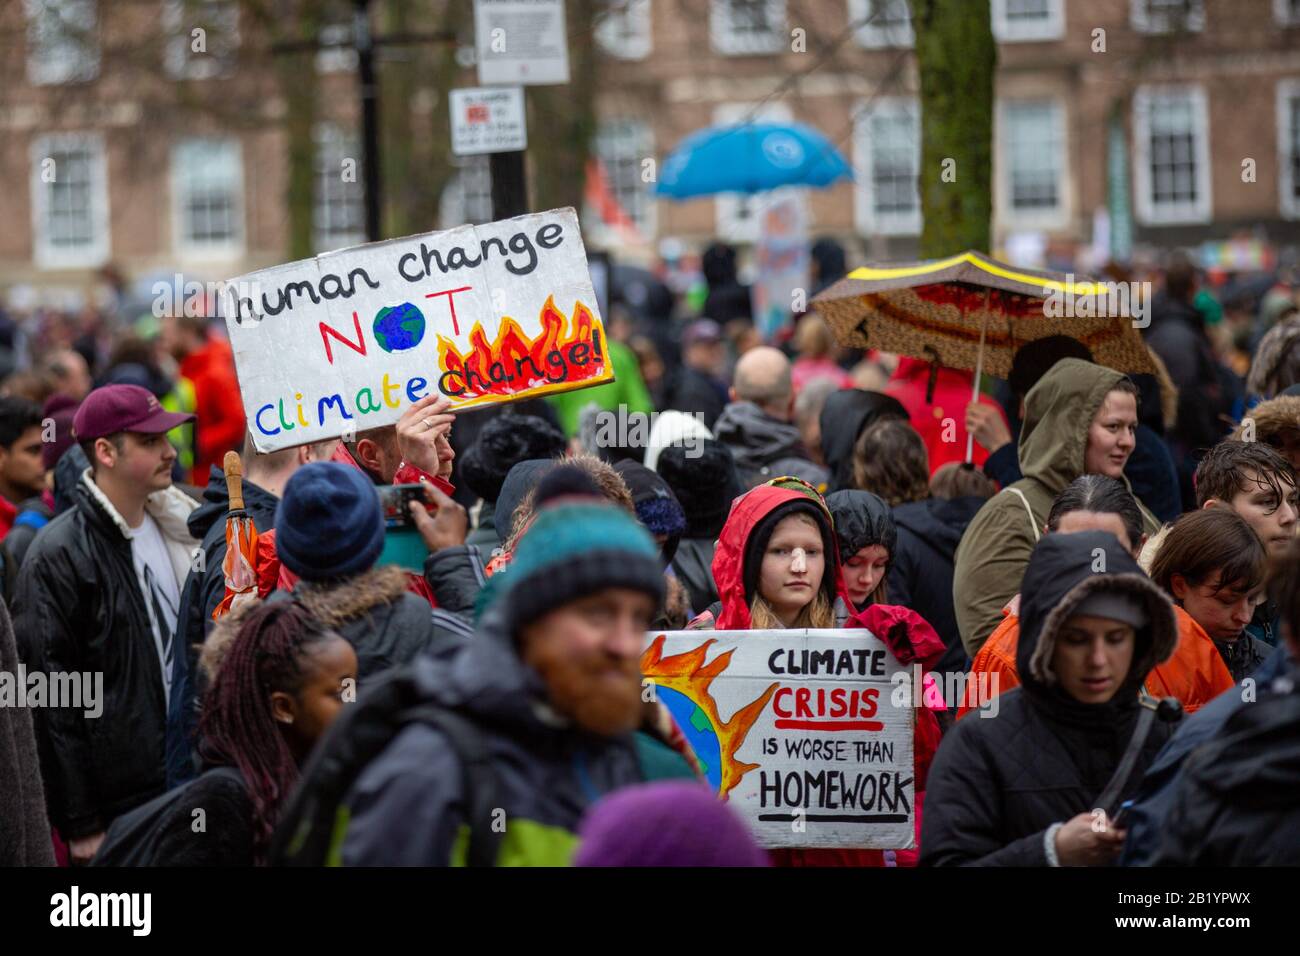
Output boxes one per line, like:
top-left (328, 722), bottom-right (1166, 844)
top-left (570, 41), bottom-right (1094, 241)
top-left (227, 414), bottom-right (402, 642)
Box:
top-left (573, 782), bottom-right (768, 867)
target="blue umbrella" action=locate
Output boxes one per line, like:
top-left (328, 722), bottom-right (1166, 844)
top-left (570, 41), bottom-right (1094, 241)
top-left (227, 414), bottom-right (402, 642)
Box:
top-left (655, 121), bottom-right (852, 199)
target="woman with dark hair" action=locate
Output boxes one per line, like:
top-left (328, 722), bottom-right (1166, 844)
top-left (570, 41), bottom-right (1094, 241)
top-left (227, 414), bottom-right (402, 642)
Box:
top-left (150, 602), bottom-right (356, 864)
top-left (825, 489), bottom-right (895, 610)
top-left (960, 476), bottom-right (1231, 718)
top-left (851, 418), bottom-right (930, 506)
top-left (923, 531), bottom-right (1180, 866)
top-left (1149, 508), bottom-right (1272, 682)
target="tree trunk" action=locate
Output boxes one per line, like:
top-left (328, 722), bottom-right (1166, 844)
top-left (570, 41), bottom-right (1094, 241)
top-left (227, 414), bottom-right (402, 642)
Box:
top-left (909, 0), bottom-right (997, 258)
top-left (527, 0), bottom-right (598, 214)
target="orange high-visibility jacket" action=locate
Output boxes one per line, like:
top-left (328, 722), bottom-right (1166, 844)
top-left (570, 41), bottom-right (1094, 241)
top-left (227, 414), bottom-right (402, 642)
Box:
top-left (957, 601), bottom-right (1234, 719)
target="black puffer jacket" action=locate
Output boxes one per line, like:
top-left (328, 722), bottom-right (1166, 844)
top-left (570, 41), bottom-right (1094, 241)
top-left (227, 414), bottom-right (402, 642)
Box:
top-left (889, 496), bottom-right (986, 677)
top-left (11, 473), bottom-right (200, 839)
top-left (920, 532), bottom-right (1179, 866)
top-left (423, 544), bottom-right (487, 647)
top-left (1150, 674), bottom-right (1300, 865)
top-left (818, 389), bottom-right (908, 493)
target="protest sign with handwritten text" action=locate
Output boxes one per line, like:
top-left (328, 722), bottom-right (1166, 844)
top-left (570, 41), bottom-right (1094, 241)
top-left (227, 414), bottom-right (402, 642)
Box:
top-left (643, 629), bottom-right (915, 850)
top-left (220, 207), bottom-right (611, 451)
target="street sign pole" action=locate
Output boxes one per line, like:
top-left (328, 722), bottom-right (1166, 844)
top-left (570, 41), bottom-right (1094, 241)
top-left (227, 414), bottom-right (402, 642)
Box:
top-left (354, 0), bottom-right (382, 241)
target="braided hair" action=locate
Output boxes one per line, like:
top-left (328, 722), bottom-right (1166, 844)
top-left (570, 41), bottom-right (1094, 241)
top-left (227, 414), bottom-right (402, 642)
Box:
top-left (198, 601), bottom-right (340, 863)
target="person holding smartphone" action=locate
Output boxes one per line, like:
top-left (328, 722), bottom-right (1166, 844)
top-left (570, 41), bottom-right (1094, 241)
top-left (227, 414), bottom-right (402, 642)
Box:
top-left (921, 530), bottom-right (1179, 866)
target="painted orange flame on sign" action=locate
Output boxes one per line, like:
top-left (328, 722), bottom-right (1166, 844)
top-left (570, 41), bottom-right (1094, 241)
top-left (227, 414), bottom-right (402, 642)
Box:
top-left (641, 635), bottom-right (777, 798)
top-left (436, 295), bottom-right (610, 406)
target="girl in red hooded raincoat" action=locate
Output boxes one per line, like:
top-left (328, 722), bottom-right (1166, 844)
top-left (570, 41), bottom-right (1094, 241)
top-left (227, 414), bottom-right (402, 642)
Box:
top-left (686, 481), bottom-right (946, 866)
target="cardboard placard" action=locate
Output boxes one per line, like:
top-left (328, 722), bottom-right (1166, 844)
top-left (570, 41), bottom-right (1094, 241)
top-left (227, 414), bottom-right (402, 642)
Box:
top-left (220, 208), bottom-right (611, 451)
top-left (643, 629), bottom-right (915, 850)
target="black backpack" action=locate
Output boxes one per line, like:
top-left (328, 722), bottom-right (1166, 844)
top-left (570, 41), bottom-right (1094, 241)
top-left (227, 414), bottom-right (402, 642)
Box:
top-left (269, 662), bottom-right (503, 867)
top-left (92, 767), bottom-right (244, 866)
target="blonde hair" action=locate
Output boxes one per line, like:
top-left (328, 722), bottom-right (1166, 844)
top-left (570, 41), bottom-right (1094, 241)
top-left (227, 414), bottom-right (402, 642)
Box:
top-left (749, 590), bottom-right (836, 629)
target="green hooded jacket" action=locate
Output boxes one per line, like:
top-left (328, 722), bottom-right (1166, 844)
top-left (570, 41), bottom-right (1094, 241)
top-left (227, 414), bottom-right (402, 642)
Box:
top-left (952, 359), bottom-right (1161, 655)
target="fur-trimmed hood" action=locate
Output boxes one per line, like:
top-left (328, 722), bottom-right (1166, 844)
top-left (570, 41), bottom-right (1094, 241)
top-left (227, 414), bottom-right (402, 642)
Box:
top-left (1233, 394), bottom-right (1300, 445)
top-left (1017, 531), bottom-right (1177, 713)
top-left (292, 565), bottom-right (411, 629)
top-left (200, 567), bottom-right (430, 687)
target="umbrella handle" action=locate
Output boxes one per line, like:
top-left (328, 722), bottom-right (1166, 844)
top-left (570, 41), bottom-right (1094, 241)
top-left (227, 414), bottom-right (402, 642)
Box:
top-left (224, 451), bottom-right (244, 512)
top-left (965, 289), bottom-right (992, 465)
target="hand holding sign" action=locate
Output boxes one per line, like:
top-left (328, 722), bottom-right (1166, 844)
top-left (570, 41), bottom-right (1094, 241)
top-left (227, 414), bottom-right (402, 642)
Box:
top-left (397, 394), bottom-right (455, 478)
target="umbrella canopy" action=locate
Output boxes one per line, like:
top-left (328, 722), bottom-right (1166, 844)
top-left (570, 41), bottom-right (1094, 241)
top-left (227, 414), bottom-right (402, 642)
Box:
top-left (812, 250), bottom-right (1158, 379)
top-left (212, 452), bottom-right (260, 622)
top-left (656, 122), bottom-right (852, 199)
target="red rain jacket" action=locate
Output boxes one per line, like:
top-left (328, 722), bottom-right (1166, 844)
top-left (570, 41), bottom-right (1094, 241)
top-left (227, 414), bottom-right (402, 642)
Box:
top-left (884, 356), bottom-right (1009, 476)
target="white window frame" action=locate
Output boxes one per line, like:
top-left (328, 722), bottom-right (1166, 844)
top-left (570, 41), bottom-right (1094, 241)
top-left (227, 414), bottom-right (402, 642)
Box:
top-left (171, 137), bottom-right (244, 258)
top-left (712, 102), bottom-right (800, 243)
top-left (25, 0), bottom-right (98, 86)
top-left (997, 98), bottom-right (1070, 230)
top-left (1130, 0), bottom-right (1205, 34)
top-left (1279, 80), bottom-right (1300, 220)
top-left (162, 0), bottom-right (240, 81)
top-left (591, 118), bottom-right (658, 240)
top-left (853, 96), bottom-right (922, 237)
top-left (316, 19), bottom-right (358, 73)
top-left (30, 132), bottom-right (110, 269)
top-left (596, 0), bottom-right (652, 60)
top-left (1276, 0), bottom-right (1300, 27)
top-left (710, 0), bottom-right (784, 56)
top-left (992, 0), bottom-right (1065, 42)
top-left (1132, 84), bottom-right (1213, 225)
top-left (850, 0), bottom-right (914, 49)
top-left (313, 124), bottom-right (366, 252)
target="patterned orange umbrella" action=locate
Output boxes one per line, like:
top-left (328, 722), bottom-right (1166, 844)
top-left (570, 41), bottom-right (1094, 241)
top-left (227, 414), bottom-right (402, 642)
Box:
top-left (813, 250), bottom-right (1157, 462)
top-left (212, 451), bottom-right (259, 621)
top-left (812, 250), bottom-right (1156, 378)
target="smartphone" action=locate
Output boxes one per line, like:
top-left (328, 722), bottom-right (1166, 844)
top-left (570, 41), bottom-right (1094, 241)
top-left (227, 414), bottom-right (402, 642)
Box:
top-left (1110, 799), bottom-right (1135, 828)
top-left (378, 483), bottom-right (432, 529)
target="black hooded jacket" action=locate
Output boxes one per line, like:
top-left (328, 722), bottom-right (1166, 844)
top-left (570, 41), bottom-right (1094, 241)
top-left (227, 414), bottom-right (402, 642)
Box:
top-left (818, 389), bottom-right (908, 493)
top-left (889, 496), bottom-right (987, 676)
top-left (920, 532), bottom-right (1179, 866)
top-left (1150, 669), bottom-right (1300, 865)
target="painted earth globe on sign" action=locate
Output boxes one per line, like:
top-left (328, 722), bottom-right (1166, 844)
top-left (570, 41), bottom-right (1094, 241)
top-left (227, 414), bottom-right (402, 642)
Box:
top-left (373, 302), bottom-right (426, 353)
top-left (657, 685), bottom-right (723, 792)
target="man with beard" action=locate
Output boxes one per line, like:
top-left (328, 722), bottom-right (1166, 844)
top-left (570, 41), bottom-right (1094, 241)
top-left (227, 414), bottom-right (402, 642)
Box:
top-left (331, 467), bottom-right (680, 865)
top-left (12, 384), bottom-right (199, 864)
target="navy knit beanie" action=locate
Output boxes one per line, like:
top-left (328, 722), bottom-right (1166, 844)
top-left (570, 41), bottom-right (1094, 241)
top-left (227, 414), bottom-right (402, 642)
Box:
top-left (275, 462), bottom-right (385, 581)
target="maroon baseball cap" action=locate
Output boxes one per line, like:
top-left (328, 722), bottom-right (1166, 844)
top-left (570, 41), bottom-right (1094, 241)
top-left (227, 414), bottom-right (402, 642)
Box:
top-left (72, 384), bottom-right (195, 441)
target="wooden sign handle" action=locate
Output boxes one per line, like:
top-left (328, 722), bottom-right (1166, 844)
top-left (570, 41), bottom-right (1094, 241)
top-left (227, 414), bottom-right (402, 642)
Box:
top-left (224, 451), bottom-right (244, 512)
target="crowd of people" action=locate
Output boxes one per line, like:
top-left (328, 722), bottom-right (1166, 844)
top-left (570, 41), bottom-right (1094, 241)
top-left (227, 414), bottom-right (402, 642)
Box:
top-left (1, 241), bottom-right (1298, 867)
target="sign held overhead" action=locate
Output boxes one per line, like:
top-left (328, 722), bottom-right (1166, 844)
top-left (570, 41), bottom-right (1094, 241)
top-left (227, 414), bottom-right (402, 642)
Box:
top-left (221, 207), bottom-right (612, 452)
